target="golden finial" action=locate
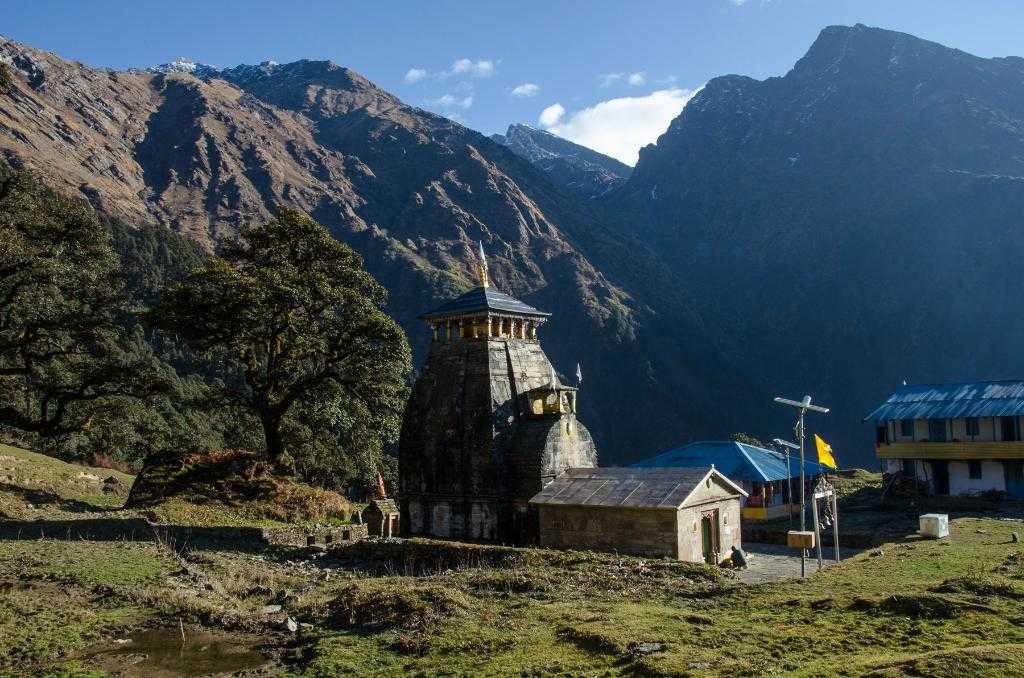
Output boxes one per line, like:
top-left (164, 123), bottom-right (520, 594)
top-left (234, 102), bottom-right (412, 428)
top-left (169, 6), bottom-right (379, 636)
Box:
top-left (477, 241), bottom-right (489, 288)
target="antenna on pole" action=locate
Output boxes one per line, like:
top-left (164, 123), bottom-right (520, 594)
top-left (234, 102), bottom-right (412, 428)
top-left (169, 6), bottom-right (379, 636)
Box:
top-left (477, 241), bottom-right (489, 288)
top-left (774, 395), bottom-right (830, 578)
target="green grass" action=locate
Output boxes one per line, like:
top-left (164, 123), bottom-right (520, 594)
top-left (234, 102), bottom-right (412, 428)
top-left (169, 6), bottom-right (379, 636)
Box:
top-left (4, 443), bottom-right (1024, 675)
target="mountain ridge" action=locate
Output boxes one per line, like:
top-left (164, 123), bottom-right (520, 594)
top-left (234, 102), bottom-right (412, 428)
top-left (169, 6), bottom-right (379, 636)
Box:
top-left (0, 36), bottom-right (750, 464)
top-left (610, 23), bottom-right (1024, 462)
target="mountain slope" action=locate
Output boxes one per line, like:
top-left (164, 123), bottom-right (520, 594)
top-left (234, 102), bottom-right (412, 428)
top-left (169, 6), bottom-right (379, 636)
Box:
top-left (608, 24), bottom-right (1024, 464)
top-left (492, 124), bottom-right (629, 198)
top-left (0, 38), bottom-right (748, 463)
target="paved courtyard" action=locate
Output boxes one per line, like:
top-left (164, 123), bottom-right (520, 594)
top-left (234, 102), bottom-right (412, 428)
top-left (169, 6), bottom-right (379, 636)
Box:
top-left (732, 542), bottom-right (862, 584)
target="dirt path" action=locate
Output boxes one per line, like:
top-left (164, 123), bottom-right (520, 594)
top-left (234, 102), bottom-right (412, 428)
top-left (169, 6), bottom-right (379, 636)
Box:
top-left (733, 542), bottom-right (863, 583)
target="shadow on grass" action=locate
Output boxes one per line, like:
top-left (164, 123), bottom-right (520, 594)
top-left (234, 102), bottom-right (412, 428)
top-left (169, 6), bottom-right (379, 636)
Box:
top-left (0, 482), bottom-right (101, 513)
top-left (0, 517), bottom-right (286, 555)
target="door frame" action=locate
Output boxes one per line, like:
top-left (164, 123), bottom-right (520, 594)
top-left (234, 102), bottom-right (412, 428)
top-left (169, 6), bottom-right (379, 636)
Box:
top-left (700, 508), bottom-right (720, 564)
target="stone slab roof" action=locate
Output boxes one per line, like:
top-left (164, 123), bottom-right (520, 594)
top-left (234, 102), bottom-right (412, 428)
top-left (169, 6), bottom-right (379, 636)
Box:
top-left (529, 467), bottom-right (745, 510)
top-left (420, 286), bottom-right (550, 320)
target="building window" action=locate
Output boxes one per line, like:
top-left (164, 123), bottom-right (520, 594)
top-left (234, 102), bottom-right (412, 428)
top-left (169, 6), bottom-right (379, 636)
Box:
top-left (900, 419), bottom-right (914, 438)
top-left (965, 417), bottom-right (980, 437)
top-left (902, 459), bottom-right (915, 476)
top-left (876, 426), bottom-right (887, 444)
top-left (927, 419), bottom-right (947, 442)
top-left (968, 460), bottom-right (982, 480)
top-left (1001, 416), bottom-right (1020, 442)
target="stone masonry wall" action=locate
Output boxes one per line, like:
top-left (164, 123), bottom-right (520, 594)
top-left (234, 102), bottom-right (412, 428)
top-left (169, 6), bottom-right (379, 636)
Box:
top-left (399, 333), bottom-right (598, 543)
top-left (537, 505), bottom-right (680, 558)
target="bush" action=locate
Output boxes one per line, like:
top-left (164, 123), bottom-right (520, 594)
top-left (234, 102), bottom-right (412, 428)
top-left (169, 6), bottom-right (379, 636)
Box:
top-left (126, 448), bottom-right (351, 523)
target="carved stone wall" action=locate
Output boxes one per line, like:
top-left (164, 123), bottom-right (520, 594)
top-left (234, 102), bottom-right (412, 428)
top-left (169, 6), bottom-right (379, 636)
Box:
top-left (398, 335), bottom-right (597, 542)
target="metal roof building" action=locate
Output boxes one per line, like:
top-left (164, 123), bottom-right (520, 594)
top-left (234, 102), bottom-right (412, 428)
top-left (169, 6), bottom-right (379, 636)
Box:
top-left (866, 380), bottom-right (1024, 500)
top-left (630, 441), bottom-right (832, 482)
top-left (863, 380), bottom-right (1024, 422)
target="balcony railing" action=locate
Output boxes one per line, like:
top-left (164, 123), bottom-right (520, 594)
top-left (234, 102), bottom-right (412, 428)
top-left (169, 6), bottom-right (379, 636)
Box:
top-left (877, 441), bottom-right (1024, 460)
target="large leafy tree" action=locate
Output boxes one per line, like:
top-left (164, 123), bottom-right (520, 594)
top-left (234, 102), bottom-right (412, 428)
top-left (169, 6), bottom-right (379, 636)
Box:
top-left (0, 163), bottom-right (171, 439)
top-left (145, 209), bottom-right (411, 470)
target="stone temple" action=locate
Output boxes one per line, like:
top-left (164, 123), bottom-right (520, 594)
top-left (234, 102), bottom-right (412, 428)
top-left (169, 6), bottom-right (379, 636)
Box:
top-left (398, 248), bottom-right (598, 543)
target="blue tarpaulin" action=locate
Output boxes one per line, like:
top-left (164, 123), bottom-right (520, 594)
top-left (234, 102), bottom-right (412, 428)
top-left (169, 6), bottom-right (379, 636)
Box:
top-left (631, 441), bottom-right (833, 482)
top-left (863, 381), bottom-right (1024, 422)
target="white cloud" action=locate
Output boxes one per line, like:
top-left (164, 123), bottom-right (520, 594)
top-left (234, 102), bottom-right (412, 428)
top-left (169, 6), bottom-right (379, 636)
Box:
top-left (404, 67), bottom-right (428, 84)
top-left (403, 58), bottom-right (496, 83)
top-left (538, 88), bottom-right (700, 166)
top-left (510, 82), bottom-right (540, 98)
top-left (538, 103), bottom-right (566, 127)
top-left (627, 72), bottom-right (646, 86)
top-left (599, 72), bottom-right (623, 87)
top-left (427, 94), bottom-right (474, 109)
top-left (449, 58), bottom-right (494, 78)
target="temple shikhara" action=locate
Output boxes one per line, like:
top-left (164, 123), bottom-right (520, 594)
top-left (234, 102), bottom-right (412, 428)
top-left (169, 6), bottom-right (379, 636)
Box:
top-left (398, 246), bottom-right (598, 543)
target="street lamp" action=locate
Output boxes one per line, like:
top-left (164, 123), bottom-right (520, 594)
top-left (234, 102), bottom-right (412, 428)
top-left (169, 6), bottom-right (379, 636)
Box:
top-left (774, 395), bottom-right (829, 577)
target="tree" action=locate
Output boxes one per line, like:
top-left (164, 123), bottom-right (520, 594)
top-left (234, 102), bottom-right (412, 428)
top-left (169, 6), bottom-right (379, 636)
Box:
top-left (730, 432), bottom-right (766, 447)
top-left (144, 209), bottom-right (411, 469)
top-left (0, 163), bottom-right (171, 439)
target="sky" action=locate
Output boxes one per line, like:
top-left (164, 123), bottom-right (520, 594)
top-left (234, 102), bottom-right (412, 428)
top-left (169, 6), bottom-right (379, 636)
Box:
top-left (5, 0), bottom-right (1024, 166)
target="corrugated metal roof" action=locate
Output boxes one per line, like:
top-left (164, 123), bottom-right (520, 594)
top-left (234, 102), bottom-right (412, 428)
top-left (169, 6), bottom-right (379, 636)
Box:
top-left (863, 381), bottom-right (1024, 422)
top-left (630, 441), bottom-right (833, 482)
top-left (529, 467), bottom-right (744, 509)
top-left (420, 286), bottom-right (550, 320)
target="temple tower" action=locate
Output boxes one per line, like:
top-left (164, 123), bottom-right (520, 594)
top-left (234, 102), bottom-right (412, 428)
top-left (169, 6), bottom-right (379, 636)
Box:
top-left (398, 248), bottom-right (597, 543)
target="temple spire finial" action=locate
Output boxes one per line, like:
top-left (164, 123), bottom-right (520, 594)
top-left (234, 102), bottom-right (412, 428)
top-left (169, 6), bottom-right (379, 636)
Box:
top-left (477, 241), bottom-right (489, 288)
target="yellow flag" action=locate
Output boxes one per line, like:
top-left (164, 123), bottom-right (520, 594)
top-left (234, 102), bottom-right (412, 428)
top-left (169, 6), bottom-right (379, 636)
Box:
top-left (814, 434), bottom-right (837, 469)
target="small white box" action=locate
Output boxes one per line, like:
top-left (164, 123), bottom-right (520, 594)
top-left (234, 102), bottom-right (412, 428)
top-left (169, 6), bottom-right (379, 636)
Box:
top-left (919, 513), bottom-right (949, 539)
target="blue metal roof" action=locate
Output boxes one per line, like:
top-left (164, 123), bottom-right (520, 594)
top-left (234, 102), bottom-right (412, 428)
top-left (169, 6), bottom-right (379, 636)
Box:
top-left (630, 441), bottom-right (833, 482)
top-left (863, 380), bottom-right (1024, 423)
top-left (420, 286), bottom-right (550, 320)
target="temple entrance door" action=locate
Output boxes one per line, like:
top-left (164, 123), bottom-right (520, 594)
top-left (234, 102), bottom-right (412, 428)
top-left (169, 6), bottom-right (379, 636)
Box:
top-left (700, 510), bottom-right (719, 564)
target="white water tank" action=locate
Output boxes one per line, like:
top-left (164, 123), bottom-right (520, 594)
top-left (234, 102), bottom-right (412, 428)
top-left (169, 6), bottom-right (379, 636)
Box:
top-left (919, 513), bottom-right (949, 539)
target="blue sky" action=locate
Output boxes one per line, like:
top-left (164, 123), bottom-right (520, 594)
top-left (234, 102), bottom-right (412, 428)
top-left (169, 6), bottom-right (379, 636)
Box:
top-left (5, 1), bottom-right (1023, 164)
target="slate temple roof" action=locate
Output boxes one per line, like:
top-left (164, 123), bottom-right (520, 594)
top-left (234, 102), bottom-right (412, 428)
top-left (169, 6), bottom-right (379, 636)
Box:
top-left (863, 380), bottom-right (1024, 422)
top-left (420, 286), bottom-right (550, 320)
top-left (630, 441), bottom-right (833, 482)
top-left (529, 467), bottom-right (746, 510)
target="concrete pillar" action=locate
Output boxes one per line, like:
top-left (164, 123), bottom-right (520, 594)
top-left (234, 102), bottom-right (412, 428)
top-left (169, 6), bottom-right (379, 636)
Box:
top-left (432, 323), bottom-right (438, 342)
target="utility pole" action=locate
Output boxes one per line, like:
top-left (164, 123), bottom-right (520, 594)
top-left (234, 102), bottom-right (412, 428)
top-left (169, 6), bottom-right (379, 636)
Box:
top-left (773, 438), bottom-right (799, 529)
top-left (774, 395), bottom-right (829, 578)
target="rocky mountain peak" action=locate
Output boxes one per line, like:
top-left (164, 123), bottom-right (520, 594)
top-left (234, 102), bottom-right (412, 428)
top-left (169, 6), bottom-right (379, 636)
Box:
top-left (492, 124), bottom-right (629, 199)
top-left (148, 58), bottom-right (221, 80)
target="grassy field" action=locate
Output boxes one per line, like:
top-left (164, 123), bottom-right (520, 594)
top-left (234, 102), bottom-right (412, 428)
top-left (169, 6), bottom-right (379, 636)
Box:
top-left (3, 444), bottom-right (1024, 676)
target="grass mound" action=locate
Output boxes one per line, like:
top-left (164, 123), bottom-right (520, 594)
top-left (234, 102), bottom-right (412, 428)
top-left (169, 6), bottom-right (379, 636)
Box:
top-left (126, 449), bottom-right (350, 524)
top-left (931, 574), bottom-right (1024, 599)
top-left (329, 580), bottom-right (468, 632)
top-left (849, 593), bottom-right (995, 619)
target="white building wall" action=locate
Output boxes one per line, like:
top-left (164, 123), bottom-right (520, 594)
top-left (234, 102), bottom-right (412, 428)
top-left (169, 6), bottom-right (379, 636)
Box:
top-left (948, 460), bottom-right (1005, 495)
